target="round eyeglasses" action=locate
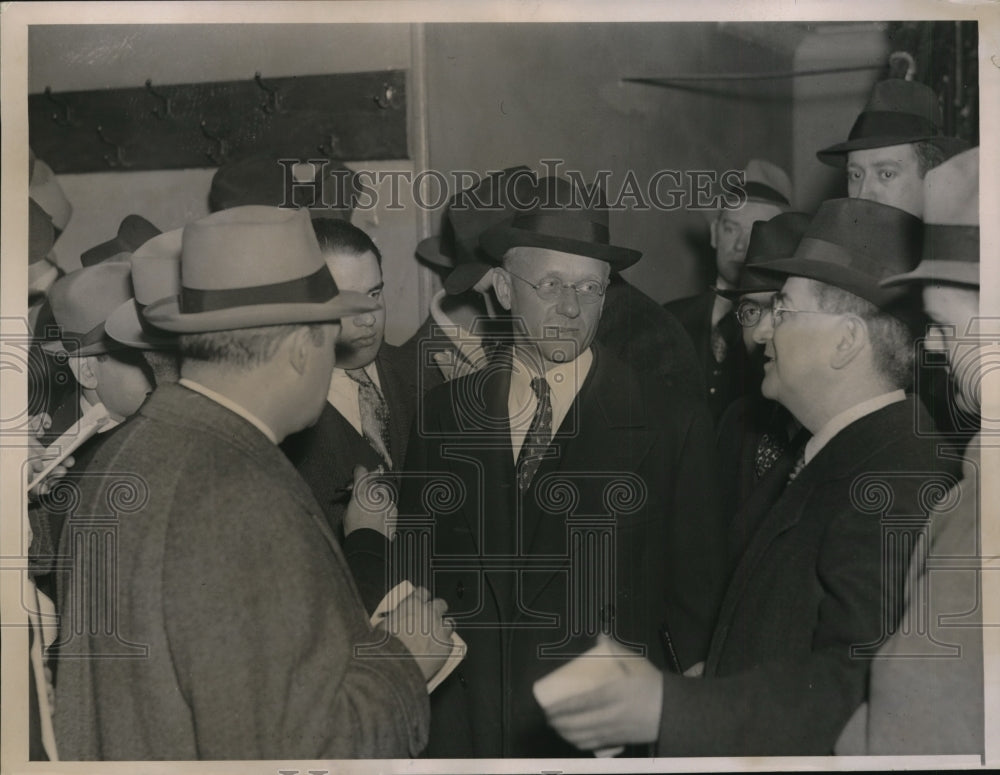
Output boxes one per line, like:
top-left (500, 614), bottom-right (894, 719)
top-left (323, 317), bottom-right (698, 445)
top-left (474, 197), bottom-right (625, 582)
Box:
top-left (505, 268), bottom-right (607, 304)
top-left (735, 299), bottom-right (769, 327)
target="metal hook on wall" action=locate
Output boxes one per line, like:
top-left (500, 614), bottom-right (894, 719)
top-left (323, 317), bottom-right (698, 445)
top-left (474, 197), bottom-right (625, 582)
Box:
top-left (373, 83), bottom-right (396, 110)
top-left (44, 87), bottom-right (78, 127)
top-left (200, 120), bottom-right (230, 165)
top-left (96, 125), bottom-right (131, 168)
top-left (254, 71), bottom-right (284, 115)
top-left (145, 79), bottom-right (174, 119)
top-left (318, 133), bottom-right (341, 157)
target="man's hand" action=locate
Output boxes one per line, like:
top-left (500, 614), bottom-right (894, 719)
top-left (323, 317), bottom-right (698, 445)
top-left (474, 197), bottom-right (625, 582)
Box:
top-left (376, 586), bottom-right (454, 682)
top-left (542, 637), bottom-right (664, 751)
top-left (343, 465), bottom-right (396, 539)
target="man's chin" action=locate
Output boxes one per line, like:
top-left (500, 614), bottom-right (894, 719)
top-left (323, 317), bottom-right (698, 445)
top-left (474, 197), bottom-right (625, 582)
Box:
top-left (334, 341), bottom-right (382, 370)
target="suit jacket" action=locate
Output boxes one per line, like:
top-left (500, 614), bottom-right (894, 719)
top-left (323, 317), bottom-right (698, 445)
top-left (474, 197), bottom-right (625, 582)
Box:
top-left (835, 435), bottom-right (984, 755)
top-left (654, 397), bottom-right (961, 757)
top-left (281, 344), bottom-right (418, 534)
top-left (53, 383), bottom-right (429, 760)
top-left (663, 290), bottom-right (751, 423)
top-left (348, 344), bottom-right (727, 757)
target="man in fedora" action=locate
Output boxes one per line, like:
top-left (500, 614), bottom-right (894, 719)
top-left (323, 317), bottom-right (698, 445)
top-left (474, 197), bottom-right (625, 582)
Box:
top-left (712, 212), bottom-right (810, 546)
top-left (665, 158), bottom-right (793, 423)
top-left (281, 218), bottom-right (421, 538)
top-left (53, 206), bottom-right (453, 760)
top-left (407, 165), bottom-right (704, 400)
top-left (817, 78), bottom-right (967, 218)
top-left (352, 175), bottom-right (726, 757)
top-left (540, 197), bottom-right (959, 756)
top-left (836, 147), bottom-right (984, 755)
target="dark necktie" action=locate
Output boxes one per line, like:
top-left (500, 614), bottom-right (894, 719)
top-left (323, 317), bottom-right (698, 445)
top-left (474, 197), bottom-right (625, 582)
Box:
top-left (346, 368), bottom-right (393, 469)
top-left (754, 431), bottom-right (788, 481)
top-left (516, 376), bottom-right (553, 492)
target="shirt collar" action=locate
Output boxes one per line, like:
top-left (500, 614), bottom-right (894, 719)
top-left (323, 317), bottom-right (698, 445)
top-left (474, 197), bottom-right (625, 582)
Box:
top-left (711, 276), bottom-right (735, 327)
top-left (509, 346), bottom-right (593, 407)
top-left (804, 389), bottom-right (907, 465)
top-left (178, 378), bottom-right (279, 444)
top-left (430, 288), bottom-right (484, 351)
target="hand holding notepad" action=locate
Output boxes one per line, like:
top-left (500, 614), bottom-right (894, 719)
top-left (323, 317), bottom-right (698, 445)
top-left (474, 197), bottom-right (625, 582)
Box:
top-left (371, 580), bottom-right (466, 693)
top-left (534, 635), bottom-right (663, 755)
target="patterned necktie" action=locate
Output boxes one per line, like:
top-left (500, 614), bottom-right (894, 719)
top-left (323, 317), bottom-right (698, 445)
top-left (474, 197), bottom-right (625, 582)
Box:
top-left (754, 431), bottom-right (788, 481)
top-left (516, 376), bottom-right (553, 492)
top-left (346, 368), bottom-right (393, 469)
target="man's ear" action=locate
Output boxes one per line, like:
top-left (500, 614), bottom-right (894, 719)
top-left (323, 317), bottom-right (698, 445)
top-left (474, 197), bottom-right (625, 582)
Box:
top-left (830, 315), bottom-right (867, 370)
top-left (709, 216), bottom-right (720, 250)
top-left (493, 266), bottom-right (513, 312)
top-left (288, 326), bottom-right (314, 376)
top-left (68, 355), bottom-right (100, 390)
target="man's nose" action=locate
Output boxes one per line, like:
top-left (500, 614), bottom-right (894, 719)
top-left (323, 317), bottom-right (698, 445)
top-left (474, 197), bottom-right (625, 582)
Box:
top-left (733, 230), bottom-right (749, 254)
top-left (752, 308), bottom-right (774, 344)
top-left (353, 311), bottom-right (376, 328)
top-left (855, 173), bottom-right (877, 200)
top-left (555, 285), bottom-right (581, 318)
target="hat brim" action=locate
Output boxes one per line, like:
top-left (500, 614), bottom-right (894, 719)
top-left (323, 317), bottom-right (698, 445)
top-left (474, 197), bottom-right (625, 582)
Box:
top-left (105, 299), bottom-right (178, 350)
top-left (480, 226), bottom-right (641, 270)
top-left (754, 257), bottom-right (909, 309)
top-left (816, 135), bottom-right (970, 167)
top-left (143, 290), bottom-right (379, 333)
top-left (880, 260), bottom-right (980, 289)
top-left (415, 236), bottom-right (455, 269)
top-left (444, 260), bottom-right (494, 295)
top-left (714, 280), bottom-right (784, 301)
top-left (40, 337), bottom-right (120, 357)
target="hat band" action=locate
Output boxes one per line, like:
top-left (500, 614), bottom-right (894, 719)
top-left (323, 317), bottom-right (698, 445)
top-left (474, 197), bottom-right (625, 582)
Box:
top-left (924, 224), bottom-right (980, 265)
top-left (794, 237), bottom-right (856, 268)
top-left (744, 181), bottom-right (790, 207)
top-left (849, 110), bottom-right (940, 142)
top-left (180, 266), bottom-right (338, 314)
top-left (61, 320), bottom-right (110, 353)
top-left (512, 213), bottom-right (610, 245)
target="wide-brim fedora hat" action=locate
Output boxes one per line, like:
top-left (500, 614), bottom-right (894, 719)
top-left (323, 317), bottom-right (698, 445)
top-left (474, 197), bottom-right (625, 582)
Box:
top-left (416, 166), bottom-right (539, 294)
top-left (480, 175), bottom-right (641, 270)
top-left (209, 155), bottom-right (357, 221)
top-left (41, 262), bottom-right (135, 356)
top-left (754, 198), bottom-right (923, 310)
top-left (817, 79), bottom-right (969, 166)
top-left (716, 211), bottom-right (811, 300)
top-left (882, 147), bottom-right (979, 289)
top-left (81, 214), bottom-right (162, 268)
top-left (144, 206), bottom-right (378, 333)
top-left (105, 229), bottom-right (183, 350)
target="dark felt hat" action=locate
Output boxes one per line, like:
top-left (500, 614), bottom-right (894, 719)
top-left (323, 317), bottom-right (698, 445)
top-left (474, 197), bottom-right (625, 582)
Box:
top-left (416, 166), bottom-right (538, 294)
top-left (715, 211), bottom-right (811, 300)
top-left (882, 147), bottom-right (979, 289)
top-left (209, 155), bottom-right (356, 220)
top-left (479, 175), bottom-right (641, 270)
top-left (80, 214), bottom-right (162, 267)
top-left (753, 198), bottom-right (923, 310)
top-left (817, 79), bottom-right (968, 167)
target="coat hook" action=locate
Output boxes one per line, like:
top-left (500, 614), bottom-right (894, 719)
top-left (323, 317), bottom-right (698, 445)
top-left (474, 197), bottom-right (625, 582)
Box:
top-left (96, 125), bottom-right (131, 168)
top-left (254, 71), bottom-right (283, 115)
top-left (145, 79), bottom-right (174, 119)
top-left (373, 83), bottom-right (396, 110)
top-left (200, 120), bottom-right (229, 165)
top-left (318, 133), bottom-right (341, 157)
top-left (44, 86), bottom-right (78, 127)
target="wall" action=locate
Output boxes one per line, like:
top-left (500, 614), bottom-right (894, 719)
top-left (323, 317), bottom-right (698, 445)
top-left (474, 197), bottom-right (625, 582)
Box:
top-left (422, 22), bottom-right (796, 303)
top-left (28, 24), bottom-right (424, 344)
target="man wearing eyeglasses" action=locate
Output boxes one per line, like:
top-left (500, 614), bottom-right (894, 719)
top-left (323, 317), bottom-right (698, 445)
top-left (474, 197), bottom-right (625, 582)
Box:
top-left (539, 196), bottom-right (959, 757)
top-left (348, 175), bottom-right (726, 757)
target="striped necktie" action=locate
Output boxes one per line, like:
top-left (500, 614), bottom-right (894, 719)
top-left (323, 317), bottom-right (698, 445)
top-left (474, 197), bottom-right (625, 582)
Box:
top-left (516, 376), bottom-right (553, 492)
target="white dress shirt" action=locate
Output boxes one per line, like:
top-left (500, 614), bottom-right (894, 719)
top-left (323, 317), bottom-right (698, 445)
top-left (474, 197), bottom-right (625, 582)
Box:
top-left (326, 362), bottom-right (382, 437)
top-left (508, 347), bottom-right (593, 462)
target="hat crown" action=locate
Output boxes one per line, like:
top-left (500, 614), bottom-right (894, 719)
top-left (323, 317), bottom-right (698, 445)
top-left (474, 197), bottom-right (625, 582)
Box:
top-left (130, 229), bottom-right (182, 305)
top-left (179, 206), bottom-right (326, 291)
top-left (864, 78), bottom-right (943, 126)
top-left (49, 262), bottom-right (134, 337)
top-left (444, 166), bottom-right (538, 263)
top-left (742, 159), bottom-right (793, 207)
top-left (744, 211), bottom-right (810, 268)
top-left (925, 146), bottom-right (979, 228)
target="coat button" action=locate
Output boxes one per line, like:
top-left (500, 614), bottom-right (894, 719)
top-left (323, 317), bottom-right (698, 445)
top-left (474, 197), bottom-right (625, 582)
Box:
top-left (456, 580), bottom-right (465, 599)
